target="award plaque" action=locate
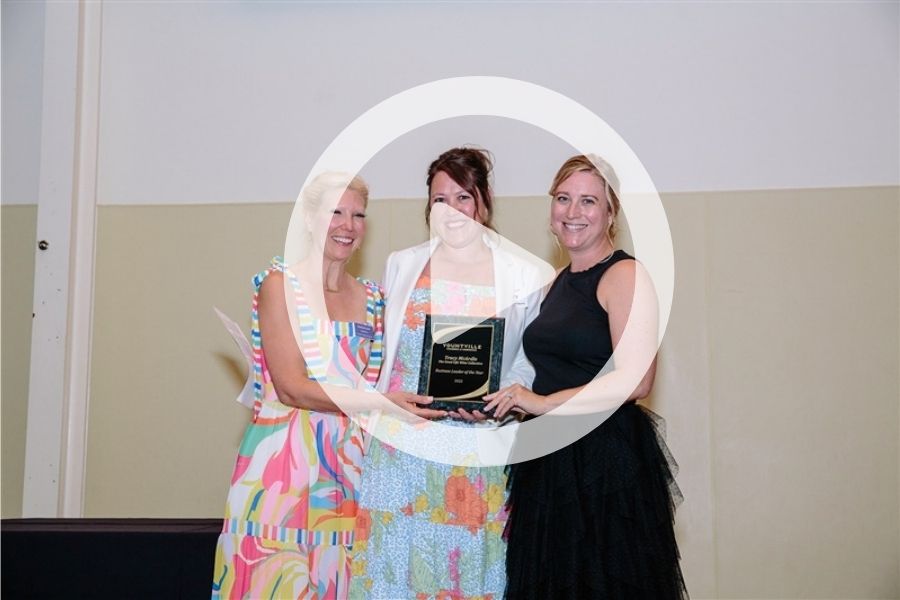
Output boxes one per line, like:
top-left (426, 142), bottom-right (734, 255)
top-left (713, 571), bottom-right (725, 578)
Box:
top-left (417, 314), bottom-right (505, 413)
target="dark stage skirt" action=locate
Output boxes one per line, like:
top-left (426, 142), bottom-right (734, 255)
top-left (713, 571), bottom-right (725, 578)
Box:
top-left (504, 402), bottom-right (688, 599)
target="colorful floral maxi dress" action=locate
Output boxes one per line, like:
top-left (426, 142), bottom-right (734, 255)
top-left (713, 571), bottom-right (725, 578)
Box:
top-left (213, 258), bottom-right (383, 599)
top-left (350, 273), bottom-right (508, 600)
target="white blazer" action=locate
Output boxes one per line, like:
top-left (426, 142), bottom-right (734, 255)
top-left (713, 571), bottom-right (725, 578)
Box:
top-left (376, 234), bottom-right (547, 393)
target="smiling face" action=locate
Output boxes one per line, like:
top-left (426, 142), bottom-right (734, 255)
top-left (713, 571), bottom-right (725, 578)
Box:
top-left (428, 170), bottom-right (485, 247)
top-left (550, 170), bottom-right (614, 255)
top-left (309, 188), bottom-right (367, 262)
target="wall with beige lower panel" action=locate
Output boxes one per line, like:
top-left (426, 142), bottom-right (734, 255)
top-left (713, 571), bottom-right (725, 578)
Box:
top-left (1, 205), bottom-right (37, 518)
top-left (2, 185), bottom-right (897, 597)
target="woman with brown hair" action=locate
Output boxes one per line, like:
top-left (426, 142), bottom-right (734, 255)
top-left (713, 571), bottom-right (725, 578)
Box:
top-left (350, 148), bottom-right (545, 599)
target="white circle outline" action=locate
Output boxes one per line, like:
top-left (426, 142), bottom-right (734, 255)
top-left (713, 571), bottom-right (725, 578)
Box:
top-left (285, 76), bottom-right (674, 467)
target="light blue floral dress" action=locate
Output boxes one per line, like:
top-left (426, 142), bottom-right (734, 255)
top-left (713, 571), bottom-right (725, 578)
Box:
top-left (350, 272), bottom-right (508, 600)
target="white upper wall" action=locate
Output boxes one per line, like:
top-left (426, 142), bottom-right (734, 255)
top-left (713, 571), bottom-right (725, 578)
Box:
top-left (3, 2), bottom-right (898, 205)
top-left (2, 0), bottom-right (45, 206)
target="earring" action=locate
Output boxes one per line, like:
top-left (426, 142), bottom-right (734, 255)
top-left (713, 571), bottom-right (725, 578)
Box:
top-left (548, 225), bottom-right (561, 250)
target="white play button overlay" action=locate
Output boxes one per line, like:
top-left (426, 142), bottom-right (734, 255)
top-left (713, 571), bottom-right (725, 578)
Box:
top-left (282, 76), bottom-right (673, 466)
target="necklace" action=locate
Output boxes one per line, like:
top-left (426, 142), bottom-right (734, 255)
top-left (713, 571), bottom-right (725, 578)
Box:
top-left (570, 248), bottom-right (616, 274)
top-left (597, 249), bottom-right (616, 265)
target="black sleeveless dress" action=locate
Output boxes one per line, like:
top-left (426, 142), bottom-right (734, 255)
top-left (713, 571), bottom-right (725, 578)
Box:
top-left (504, 251), bottom-right (687, 599)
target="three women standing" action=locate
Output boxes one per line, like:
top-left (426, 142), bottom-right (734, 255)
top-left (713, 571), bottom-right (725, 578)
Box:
top-left (214, 152), bottom-right (685, 599)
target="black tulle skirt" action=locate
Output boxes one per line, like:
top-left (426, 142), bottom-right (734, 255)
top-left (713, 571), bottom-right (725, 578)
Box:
top-left (504, 403), bottom-right (687, 599)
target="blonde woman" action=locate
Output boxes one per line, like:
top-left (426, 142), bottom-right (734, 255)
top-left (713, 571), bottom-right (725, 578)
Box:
top-left (212, 173), bottom-right (436, 599)
top-left (485, 155), bottom-right (687, 599)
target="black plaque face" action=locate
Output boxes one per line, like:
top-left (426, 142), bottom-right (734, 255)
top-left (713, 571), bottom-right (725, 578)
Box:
top-left (417, 315), bottom-right (505, 413)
